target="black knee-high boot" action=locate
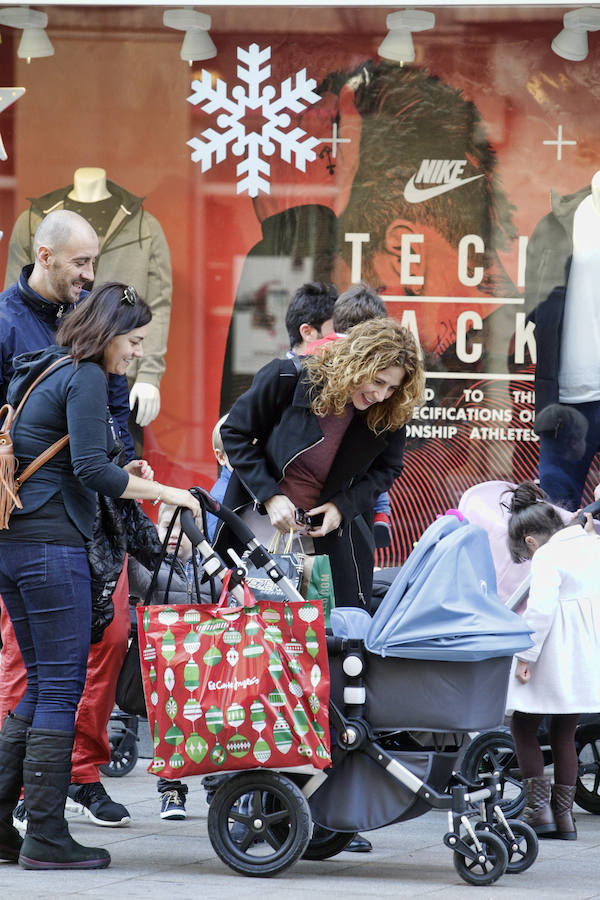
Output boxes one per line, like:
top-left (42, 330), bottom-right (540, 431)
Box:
top-left (18, 728), bottom-right (110, 870)
top-left (0, 711), bottom-right (31, 862)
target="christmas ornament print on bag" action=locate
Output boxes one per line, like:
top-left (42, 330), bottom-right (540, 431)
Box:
top-left (137, 594), bottom-right (331, 779)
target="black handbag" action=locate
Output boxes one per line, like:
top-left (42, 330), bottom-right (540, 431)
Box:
top-left (87, 438), bottom-right (162, 644)
top-left (243, 527), bottom-right (304, 600)
top-left (115, 630), bottom-right (146, 716)
top-left (115, 505), bottom-right (212, 715)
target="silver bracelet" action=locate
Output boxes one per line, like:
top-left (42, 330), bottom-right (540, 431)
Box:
top-left (152, 484), bottom-right (163, 507)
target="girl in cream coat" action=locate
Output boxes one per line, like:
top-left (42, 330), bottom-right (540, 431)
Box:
top-left (504, 482), bottom-right (600, 841)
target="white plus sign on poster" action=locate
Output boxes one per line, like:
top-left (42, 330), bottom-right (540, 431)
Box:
top-left (543, 124), bottom-right (577, 161)
top-left (316, 122), bottom-right (351, 158)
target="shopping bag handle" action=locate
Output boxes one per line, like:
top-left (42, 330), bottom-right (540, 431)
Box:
top-left (218, 568), bottom-right (255, 608)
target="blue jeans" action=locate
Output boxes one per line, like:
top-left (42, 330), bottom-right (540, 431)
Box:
top-left (0, 542), bottom-right (91, 732)
top-left (538, 400), bottom-right (600, 510)
top-left (373, 492), bottom-right (391, 516)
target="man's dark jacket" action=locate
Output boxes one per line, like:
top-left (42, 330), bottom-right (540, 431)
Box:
top-left (217, 356), bottom-right (406, 608)
top-left (0, 265), bottom-right (134, 457)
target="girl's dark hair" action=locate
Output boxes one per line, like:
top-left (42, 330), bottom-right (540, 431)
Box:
top-left (56, 282), bottom-right (152, 367)
top-left (502, 481), bottom-right (564, 563)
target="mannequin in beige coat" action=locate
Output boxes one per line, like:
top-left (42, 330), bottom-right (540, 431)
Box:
top-left (5, 167), bottom-right (172, 428)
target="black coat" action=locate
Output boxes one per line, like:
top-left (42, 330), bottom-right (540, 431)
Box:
top-left (217, 357), bottom-right (406, 608)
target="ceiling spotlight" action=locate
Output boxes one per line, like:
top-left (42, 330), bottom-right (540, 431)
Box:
top-left (378, 8), bottom-right (435, 65)
top-left (0, 6), bottom-right (54, 62)
top-left (551, 7), bottom-right (600, 61)
top-left (163, 8), bottom-right (216, 66)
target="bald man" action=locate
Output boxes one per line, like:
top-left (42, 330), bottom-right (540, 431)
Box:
top-left (0, 209), bottom-right (133, 830)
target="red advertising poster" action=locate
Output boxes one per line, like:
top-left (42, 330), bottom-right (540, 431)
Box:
top-left (2, 6), bottom-right (598, 564)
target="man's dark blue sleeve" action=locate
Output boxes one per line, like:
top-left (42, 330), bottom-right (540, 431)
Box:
top-left (107, 373), bottom-right (135, 461)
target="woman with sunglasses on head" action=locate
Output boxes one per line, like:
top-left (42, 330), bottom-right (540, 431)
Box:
top-left (216, 317), bottom-right (424, 610)
top-left (0, 282), bottom-right (201, 871)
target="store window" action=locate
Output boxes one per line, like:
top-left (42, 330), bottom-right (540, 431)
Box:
top-left (0, 3), bottom-right (597, 562)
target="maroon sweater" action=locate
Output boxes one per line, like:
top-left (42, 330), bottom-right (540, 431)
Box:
top-left (278, 404), bottom-right (354, 509)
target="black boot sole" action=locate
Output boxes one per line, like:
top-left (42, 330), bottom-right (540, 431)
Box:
top-left (19, 853), bottom-right (111, 869)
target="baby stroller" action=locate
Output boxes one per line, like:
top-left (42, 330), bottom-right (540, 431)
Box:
top-left (164, 490), bottom-right (539, 887)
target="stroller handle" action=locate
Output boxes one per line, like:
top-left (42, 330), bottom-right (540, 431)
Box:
top-left (575, 498), bottom-right (600, 527)
top-left (582, 498), bottom-right (600, 515)
top-left (189, 486), bottom-right (256, 547)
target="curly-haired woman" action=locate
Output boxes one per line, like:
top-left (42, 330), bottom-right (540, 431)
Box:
top-left (216, 317), bottom-right (424, 609)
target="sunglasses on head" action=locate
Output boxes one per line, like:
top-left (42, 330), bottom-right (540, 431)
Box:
top-left (122, 285), bottom-right (137, 306)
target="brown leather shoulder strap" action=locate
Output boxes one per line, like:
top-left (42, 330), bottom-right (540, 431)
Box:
top-left (15, 434), bottom-right (70, 489)
top-left (11, 356), bottom-right (72, 490)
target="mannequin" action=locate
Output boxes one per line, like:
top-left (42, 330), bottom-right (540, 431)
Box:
top-left (68, 167), bottom-right (112, 203)
top-left (4, 168), bottom-right (172, 430)
top-left (592, 169), bottom-right (600, 214)
top-left (557, 171), bottom-right (600, 406)
top-left (527, 170), bottom-right (600, 508)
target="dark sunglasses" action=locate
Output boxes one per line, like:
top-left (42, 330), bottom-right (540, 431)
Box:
top-left (122, 285), bottom-right (138, 306)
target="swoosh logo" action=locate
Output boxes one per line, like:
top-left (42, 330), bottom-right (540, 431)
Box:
top-left (404, 173), bottom-right (484, 203)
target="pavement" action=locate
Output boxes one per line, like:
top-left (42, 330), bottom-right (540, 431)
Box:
top-left (3, 730), bottom-right (600, 900)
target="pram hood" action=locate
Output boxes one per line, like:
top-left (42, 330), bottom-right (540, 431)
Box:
top-left (362, 515), bottom-right (533, 661)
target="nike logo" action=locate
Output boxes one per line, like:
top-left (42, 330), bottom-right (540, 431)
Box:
top-left (404, 172), bottom-right (484, 203)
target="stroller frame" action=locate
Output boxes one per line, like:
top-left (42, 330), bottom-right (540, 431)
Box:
top-left (167, 490), bottom-right (539, 885)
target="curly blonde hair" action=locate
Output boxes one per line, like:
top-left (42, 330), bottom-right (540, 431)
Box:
top-left (303, 318), bottom-right (424, 433)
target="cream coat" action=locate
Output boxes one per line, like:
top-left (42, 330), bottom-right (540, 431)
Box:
top-left (506, 525), bottom-right (600, 715)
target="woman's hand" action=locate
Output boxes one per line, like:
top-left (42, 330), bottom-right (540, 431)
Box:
top-left (305, 502), bottom-right (342, 538)
top-left (582, 512), bottom-right (595, 534)
top-left (265, 494), bottom-right (300, 534)
top-left (515, 659), bottom-right (531, 684)
top-left (124, 459), bottom-right (154, 480)
top-left (161, 487), bottom-right (202, 519)
top-left (570, 509), bottom-right (596, 534)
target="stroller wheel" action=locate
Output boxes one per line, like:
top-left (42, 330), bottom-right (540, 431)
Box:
top-left (575, 723), bottom-right (600, 814)
top-left (460, 728), bottom-right (526, 817)
top-left (476, 820), bottom-right (538, 874)
top-left (100, 716), bottom-right (139, 777)
top-left (302, 825), bottom-right (357, 860)
top-left (207, 770), bottom-right (311, 876)
top-left (453, 830), bottom-right (508, 886)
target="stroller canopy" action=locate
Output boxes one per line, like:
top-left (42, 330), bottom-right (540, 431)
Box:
top-left (364, 515), bottom-right (533, 662)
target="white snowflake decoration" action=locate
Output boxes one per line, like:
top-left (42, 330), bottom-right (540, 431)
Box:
top-left (187, 44), bottom-right (321, 197)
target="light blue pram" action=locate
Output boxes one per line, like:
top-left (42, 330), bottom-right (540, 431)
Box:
top-left (179, 496), bottom-right (539, 885)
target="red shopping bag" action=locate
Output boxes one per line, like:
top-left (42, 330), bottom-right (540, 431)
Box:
top-left (137, 578), bottom-right (331, 778)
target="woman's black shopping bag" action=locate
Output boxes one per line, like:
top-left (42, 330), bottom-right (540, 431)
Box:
top-left (243, 529), bottom-right (304, 601)
top-left (115, 506), bottom-right (211, 716)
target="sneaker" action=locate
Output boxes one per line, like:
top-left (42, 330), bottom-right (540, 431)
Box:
top-left (12, 799), bottom-right (27, 836)
top-left (374, 513), bottom-right (392, 549)
top-left (66, 782), bottom-right (131, 827)
top-left (202, 773), bottom-right (229, 805)
top-left (160, 789), bottom-right (187, 821)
